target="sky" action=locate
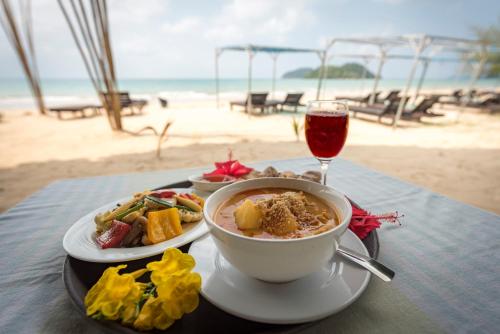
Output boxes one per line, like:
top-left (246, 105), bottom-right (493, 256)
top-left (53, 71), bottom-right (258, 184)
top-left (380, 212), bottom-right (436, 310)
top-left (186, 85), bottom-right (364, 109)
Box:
top-left (0, 0), bottom-right (499, 80)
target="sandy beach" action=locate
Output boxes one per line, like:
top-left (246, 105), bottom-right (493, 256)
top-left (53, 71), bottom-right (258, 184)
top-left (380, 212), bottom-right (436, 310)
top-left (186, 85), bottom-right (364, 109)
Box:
top-left (1, 97), bottom-right (499, 214)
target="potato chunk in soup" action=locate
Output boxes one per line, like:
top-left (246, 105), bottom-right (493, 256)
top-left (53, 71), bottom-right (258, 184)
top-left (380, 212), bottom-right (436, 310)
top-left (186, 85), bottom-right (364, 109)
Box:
top-left (234, 199), bottom-right (262, 230)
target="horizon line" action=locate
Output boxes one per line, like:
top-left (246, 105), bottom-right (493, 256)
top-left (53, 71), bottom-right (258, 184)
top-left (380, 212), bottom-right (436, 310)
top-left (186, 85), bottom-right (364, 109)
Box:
top-left (0, 76), bottom-right (479, 81)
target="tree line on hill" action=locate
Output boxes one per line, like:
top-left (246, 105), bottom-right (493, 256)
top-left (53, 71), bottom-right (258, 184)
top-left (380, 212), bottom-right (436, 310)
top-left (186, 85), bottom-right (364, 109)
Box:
top-left (282, 62), bottom-right (375, 79)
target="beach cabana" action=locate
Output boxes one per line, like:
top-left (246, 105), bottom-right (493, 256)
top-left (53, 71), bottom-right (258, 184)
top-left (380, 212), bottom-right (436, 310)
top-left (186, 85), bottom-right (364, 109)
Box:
top-left (214, 44), bottom-right (324, 110)
top-left (324, 35), bottom-right (498, 127)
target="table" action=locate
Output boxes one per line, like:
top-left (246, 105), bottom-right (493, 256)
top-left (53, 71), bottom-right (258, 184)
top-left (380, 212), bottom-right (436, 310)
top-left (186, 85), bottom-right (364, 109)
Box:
top-left (0, 158), bottom-right (498, 333)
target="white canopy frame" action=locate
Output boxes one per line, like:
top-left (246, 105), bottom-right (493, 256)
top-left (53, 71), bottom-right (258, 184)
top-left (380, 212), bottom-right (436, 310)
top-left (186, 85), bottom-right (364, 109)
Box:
top-left (324, 35), bottom-right (497, 128)
top-left (323, 37), bottom-right (406, 105)
top-left (215, 44), bottom-right (323, 110)
top-left (323, 52), bottom-right (435, 102)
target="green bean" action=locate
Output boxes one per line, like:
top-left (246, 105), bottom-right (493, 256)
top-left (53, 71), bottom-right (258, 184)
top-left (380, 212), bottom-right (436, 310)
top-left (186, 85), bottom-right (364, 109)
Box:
top-left (116, 202), bottom-right (144, 220)
top-left (145, 195), bottom-right (195, 212)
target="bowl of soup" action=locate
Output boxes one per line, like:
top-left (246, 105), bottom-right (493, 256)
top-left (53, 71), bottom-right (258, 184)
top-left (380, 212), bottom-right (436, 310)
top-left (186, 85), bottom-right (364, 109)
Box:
top-left (203, 177), bottom-right (352, 282)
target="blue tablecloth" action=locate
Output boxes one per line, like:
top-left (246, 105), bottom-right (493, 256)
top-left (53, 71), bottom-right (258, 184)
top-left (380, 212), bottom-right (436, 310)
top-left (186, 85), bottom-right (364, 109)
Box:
top-left (0, 158), bottom-right (498, 333)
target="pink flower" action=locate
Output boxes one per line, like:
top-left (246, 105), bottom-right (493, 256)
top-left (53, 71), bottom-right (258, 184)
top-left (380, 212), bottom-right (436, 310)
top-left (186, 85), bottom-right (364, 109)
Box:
top-left (348, 200), bottom-right (402, 239)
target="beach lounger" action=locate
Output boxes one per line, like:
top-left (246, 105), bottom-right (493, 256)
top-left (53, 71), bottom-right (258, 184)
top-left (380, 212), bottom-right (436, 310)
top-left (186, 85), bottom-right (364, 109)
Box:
top-left (119, 92), bottom-right (148, 114)
top-left (376, 90), bottom-right (400, 104)
top-left (230, 93), bottom-right (273, 113)
top-left (158, 98), bottom-right (168, 108)
top-left (336, 92), bottom-right (381, 104)
top-left (350, 100), bottom-right (397, 122)
top-left (350, 96), bottom-right (442, 123)
top-left (49, 104), bottom-right (102, 119)
top-left (438, 89), bottom-right (463, 105)
top-left (102, 91), bottom-right (148, 115)
top-left (475, 90), bottom-right (498, 97)
top-left (400, 96), bottom-right (444, 121)
top-left (267, 93), bottom-right (305, 112)
top-left (464, 93), bottom-right (500, 111)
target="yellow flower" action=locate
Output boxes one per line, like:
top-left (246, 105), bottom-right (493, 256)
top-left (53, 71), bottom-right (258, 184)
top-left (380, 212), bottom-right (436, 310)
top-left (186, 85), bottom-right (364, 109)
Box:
top-left (147, 248), bottom-right (195, 284)
top-left (156, 272), bottom-right (201, 317)
top-left (134, 296), bottom-right (176, 331)
top-left (134, 248), bottom-right (201, 330)
top-left (85, 265), bottom-right (146, 321)
top-left (85, 248), bottom-right (201, 331)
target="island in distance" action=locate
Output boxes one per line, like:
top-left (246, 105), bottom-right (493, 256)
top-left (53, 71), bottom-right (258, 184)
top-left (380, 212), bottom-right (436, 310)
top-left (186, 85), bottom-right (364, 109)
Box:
top-left (282, 62), bottom-right (375, 79)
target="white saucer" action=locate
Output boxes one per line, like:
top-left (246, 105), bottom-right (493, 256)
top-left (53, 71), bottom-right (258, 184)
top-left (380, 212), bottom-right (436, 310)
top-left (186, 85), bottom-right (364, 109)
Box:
top-left (189, 229), bottom-right (371, 324)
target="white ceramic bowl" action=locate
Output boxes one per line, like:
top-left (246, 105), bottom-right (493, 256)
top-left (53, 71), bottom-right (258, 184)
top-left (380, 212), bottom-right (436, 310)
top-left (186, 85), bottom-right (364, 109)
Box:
top-left (188, 174), bottom-right (236, 192)
top-left (203, 178), bottom-right (352, 282)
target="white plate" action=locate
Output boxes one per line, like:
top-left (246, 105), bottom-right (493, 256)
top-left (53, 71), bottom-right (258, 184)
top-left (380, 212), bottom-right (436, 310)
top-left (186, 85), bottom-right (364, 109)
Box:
top-left (189, 229), bottom-right (371, 324)
top-left (63, 188), bottom-right (208, 263)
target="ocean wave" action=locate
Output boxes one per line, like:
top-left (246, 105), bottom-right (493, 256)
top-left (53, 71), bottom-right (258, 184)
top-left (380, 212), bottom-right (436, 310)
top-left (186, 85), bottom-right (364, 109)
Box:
top-left (1, 78), bottom-right (498, 110)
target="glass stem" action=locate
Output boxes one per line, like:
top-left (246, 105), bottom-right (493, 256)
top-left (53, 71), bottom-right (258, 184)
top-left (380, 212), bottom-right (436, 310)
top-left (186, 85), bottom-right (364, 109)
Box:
top-left (318, 159), bottom-right (331, 185)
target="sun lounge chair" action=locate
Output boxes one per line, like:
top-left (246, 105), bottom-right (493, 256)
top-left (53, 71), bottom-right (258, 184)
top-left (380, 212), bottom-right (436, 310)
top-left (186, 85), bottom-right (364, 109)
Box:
top-left (399, 96), bottom-right (444, 121)
top-left (475, 89), bottom-right (498, 97)
top-left (158, 98), bottom-right (168, 108)
top-left (266, 93), bottom-right (305, 112)
top-left (102, 91), bottom-right (148, 115)
top-left (438, 89), bottom-right (463, 105)
top-left (336, 92), bottom-right (381, 104)
top-left (464, 93), bottom-right (500, 110)
top-left (118, 92), bottom-right (147, 114)
top-left (49, 104), bottom-right (102, 119)
top-left (230, 93), bottom-right (274, 113)
top-left (350, 96), bottom-right (442, 123)
top-left (376, 90), bottom-right (400, 104)
top-left (350, 100), bottom-right (398, 122)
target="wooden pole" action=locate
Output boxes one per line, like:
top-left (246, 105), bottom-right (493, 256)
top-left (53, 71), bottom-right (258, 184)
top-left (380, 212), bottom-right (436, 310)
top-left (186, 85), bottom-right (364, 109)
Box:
top-left (247, 48), bottom-right (254, 113)
top-left (393, 36), bottom-right (428, 128)
top-left (270, 53), bottom-right (278, 99)
top-left (316, 50), bottom-right (327, 100)
top-left (215, 48), bottom-right (220, 109)
top-left (413, 59), bottom-right (430, 101)
top-left (369, 49), bottom-right (386, 105)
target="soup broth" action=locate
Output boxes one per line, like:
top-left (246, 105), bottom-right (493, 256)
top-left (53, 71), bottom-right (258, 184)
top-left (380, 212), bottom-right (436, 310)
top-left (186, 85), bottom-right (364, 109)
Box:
top-left (215, 188), bottom-right (339, 239)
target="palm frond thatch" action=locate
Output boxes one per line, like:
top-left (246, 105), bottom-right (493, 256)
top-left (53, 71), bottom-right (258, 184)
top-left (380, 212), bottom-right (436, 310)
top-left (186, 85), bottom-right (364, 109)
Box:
top-left (58, 0), bottom-right (122, 130)
top-left (0, 0), bottom-right (46, 115)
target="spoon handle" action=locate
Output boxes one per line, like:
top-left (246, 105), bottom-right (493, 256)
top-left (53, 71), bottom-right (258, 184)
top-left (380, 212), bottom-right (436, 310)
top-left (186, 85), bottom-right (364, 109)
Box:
top-left (337, 246), bottom-right (395, 282)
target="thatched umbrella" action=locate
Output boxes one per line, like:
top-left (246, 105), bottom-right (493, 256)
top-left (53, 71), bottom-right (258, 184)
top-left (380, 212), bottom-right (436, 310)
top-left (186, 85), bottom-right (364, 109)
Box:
top-left (58, 0), bottom-right (172, 153)
top-left (0, 0), bottom-right (46, 115)
top-left (58, 0), bottom-right (122, 130)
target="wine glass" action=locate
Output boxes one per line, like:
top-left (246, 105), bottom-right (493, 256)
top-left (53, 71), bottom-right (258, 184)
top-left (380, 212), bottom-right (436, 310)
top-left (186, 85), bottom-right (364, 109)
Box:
top-left (304, 100), bottom-right (349, 185)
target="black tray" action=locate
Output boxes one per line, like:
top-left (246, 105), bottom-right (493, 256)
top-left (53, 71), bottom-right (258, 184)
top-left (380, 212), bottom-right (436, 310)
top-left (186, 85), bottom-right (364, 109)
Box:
top-left (63, 180), bottom-right (379, 333)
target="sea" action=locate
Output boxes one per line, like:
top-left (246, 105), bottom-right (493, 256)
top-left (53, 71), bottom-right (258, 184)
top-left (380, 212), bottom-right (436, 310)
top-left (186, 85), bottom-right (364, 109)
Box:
top-left (0, 78), bottom-right (498, 110)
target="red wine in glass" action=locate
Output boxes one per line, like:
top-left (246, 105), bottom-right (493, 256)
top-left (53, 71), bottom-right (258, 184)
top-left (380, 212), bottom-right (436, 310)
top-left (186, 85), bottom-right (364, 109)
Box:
top-left (304, 100), bottom-right (349, 185)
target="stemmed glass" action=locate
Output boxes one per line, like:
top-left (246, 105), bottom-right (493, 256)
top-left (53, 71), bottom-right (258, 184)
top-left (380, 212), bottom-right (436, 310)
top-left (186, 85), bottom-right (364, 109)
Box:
top-left (304, 100), bottom-right (349, 185)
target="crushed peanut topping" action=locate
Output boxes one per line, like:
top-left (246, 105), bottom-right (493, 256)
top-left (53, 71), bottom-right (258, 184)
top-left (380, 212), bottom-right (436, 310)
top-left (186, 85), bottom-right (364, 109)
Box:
top-left (256, 192), bottom-right (334, 237)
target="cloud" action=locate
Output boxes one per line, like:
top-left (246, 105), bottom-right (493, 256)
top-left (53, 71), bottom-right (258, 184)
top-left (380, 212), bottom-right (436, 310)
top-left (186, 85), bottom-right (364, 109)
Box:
top-left (162, 17), bottom-right (201, 34)
top-left (108, 0), bottom-right (170, 25)
top-left (204, 0), bottom-right (315, 45)
top-left (2, 0), bottom-right (479, 80)
top-left (0, 0), bottom-right (319, 78)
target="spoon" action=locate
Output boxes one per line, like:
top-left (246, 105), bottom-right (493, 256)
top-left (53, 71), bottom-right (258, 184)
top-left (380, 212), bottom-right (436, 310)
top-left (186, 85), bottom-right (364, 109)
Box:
top-left (337, 246), bottom-right (395, 282)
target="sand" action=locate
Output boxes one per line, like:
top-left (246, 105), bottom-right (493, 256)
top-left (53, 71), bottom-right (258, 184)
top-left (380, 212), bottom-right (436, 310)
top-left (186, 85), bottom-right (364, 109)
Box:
top-left (1, 98), bottom-right (499, 214)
